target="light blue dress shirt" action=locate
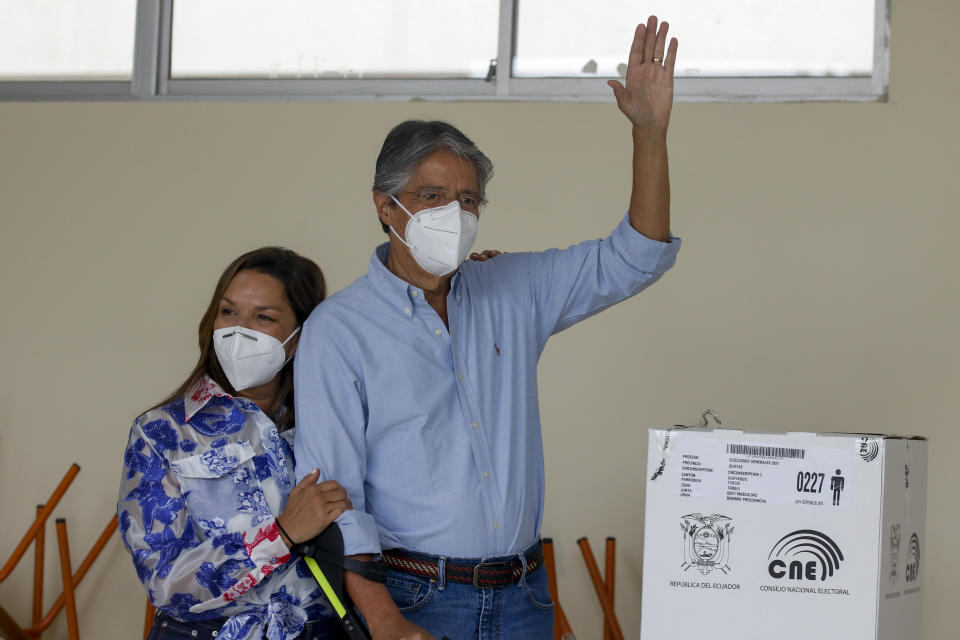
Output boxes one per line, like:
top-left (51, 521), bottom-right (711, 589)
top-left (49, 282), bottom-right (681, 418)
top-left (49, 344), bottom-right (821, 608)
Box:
top-left (294, 214), bottom-right (680, 558)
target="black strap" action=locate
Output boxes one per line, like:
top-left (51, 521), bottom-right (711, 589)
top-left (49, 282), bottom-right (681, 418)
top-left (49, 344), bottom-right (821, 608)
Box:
top-left (343, 557), bottom-right (389, 583)
top-left (290, 539), bottom-right (388, 583)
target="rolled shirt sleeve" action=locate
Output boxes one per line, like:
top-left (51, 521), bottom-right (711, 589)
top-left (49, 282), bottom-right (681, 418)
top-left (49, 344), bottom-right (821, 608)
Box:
top-left (523, 213), bottom-right (681, 342)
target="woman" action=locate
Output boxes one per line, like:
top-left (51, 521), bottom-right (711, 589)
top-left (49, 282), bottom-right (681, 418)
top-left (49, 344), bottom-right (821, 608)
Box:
top-left (119, 246), bottom-right (500, 640)
top-left (119, 247), bottom-right (350, 640)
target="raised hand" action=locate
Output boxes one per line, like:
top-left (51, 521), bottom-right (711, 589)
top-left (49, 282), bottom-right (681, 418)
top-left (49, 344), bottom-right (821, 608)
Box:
top-left (275, 469), bottom-right (353, 546)
top-left (607, 16), bottom-right (678, 131)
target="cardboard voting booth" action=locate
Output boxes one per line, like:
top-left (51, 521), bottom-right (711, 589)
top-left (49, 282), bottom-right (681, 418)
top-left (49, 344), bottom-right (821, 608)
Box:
top-left (640, 427), bottom-right (927, 640)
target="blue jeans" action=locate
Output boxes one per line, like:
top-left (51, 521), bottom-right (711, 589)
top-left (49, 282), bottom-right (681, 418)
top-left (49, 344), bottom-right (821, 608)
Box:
top-left (383, 558), bottom-right (554, 640)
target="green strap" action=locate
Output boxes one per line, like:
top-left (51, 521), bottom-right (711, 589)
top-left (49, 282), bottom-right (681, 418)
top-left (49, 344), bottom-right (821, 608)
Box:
top-left (304, 556), bottom-right (347, 619)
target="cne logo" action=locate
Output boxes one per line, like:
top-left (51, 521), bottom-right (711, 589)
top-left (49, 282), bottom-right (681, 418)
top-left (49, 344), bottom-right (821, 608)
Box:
top-left (768, 529), bottom-right (844, 581)
top-left (906, 533), bottom-right (921, 583)
top-left (859, 437), bottom-right (880, 462)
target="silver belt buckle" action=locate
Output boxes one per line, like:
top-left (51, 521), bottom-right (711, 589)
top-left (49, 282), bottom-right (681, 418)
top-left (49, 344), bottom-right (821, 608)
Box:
top-left (472, 561), bottom-right (511, 588)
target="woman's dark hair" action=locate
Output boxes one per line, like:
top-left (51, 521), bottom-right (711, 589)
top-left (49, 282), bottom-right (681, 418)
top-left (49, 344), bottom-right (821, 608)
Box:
top-left (160, 247), bottom-right (326, 431)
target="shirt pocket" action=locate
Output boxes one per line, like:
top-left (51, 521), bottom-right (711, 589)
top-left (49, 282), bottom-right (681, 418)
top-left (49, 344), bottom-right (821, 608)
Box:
top-left (171, 440), bottom-right (274, 535)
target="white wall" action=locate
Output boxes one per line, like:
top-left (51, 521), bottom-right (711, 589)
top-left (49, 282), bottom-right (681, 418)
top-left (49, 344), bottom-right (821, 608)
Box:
top-left (1, 1), bottom-right (958, 637)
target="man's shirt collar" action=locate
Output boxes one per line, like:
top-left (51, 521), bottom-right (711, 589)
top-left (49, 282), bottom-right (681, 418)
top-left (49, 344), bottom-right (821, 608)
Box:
top-left (368, 242), bottom-right (463, 313)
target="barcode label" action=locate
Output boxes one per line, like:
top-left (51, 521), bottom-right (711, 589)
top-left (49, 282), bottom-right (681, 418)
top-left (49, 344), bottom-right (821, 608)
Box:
top-left (726, 444), bottom-right (806, 459)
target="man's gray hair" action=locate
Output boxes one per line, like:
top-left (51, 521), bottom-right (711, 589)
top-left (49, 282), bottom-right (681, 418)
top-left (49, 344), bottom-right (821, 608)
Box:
top-left (372, 120), bottom-right (494, 233)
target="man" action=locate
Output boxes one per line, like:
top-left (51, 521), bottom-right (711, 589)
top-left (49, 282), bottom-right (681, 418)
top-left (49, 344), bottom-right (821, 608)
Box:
top-left (295, 17), bottom-right (680, 640)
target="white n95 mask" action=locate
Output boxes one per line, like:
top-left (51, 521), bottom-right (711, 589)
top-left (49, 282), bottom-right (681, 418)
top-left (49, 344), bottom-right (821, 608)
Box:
top-left (390, 196), bottom-right (478, 277)
top-left (213, 325), bottom-right (300, 391)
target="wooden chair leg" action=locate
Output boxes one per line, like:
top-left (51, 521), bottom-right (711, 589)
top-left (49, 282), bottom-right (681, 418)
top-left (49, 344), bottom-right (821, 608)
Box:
top-left (26, 515), bottom-right (118, 636)
top-left (544, 539), bottom-right (561, 640)
top-left (32, 504), bottom-right (46, 639)
top-left (55, 519), bottom-right (80, 640)
top-left (578, 537), bottom-right (623, 640)
top-left (0, 603), bottom-right (32, 640)
top-left (543, 538), bottom-right (576, 639)
top-left (0, 467), bottom-right (119, 640)
top-left (604, 537), bottom-right (616, 640)
top-left (0, 464), bottom-right (80, 584)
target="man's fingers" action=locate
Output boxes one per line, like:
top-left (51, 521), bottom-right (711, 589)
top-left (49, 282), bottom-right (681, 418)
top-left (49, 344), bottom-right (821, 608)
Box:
top-left (664, 37), bottom-right (679, 73)
top-left (653, 21), bottom-right (669, 62)
top-left (607, 79), bottom-right (625, 101)
top-left (627, 23), bottom-right (646, 70)
top-left (642, 15), bottom-right (658, 64)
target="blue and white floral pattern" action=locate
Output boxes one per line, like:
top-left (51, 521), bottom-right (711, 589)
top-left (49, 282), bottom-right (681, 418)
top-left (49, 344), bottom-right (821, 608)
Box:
top-left (201, 448), bottom-right (241, 476)
top-left (118, 377), bottom-right (335, 639)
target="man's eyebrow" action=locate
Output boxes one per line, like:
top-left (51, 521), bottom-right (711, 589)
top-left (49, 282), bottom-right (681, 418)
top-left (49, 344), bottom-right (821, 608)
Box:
top-left (415, 184), bottom-right (480, 193)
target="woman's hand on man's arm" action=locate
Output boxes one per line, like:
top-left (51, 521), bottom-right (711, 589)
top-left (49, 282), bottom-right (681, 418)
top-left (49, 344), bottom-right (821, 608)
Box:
top-left (275, 468), bottom-right (353, 547)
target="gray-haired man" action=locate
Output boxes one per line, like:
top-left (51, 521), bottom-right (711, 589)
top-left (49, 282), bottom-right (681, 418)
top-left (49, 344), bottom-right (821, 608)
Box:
top-left (295, 17), bottom-right (681, 640)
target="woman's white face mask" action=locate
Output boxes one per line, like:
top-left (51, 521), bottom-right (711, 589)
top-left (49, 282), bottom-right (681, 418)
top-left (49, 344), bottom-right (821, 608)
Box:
top-left (213, 325), bottom-right (300, 391)
top-left (389, 196), bottom-right (478, 277)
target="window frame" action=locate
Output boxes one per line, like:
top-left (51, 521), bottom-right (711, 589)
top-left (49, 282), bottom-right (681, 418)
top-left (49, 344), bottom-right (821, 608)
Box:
top-left (0, 0), bottom-right (891, 103)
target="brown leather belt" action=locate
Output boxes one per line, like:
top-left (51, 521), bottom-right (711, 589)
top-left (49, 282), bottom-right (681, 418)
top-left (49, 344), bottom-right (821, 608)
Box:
top-left (381, 542), bottom-right (544, 589)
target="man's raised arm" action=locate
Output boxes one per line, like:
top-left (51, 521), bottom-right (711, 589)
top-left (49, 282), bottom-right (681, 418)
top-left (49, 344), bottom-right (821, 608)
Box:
top-left (608, 16), bottom-right (679, 243)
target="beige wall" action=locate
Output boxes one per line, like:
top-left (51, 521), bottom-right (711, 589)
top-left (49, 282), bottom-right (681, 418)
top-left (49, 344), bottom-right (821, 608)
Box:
top-left (1, 1), bottom-right (958, 637)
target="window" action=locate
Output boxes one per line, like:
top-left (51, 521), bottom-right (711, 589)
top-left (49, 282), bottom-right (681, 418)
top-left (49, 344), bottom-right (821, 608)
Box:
top-left (0, 0), bottom-right (136, 81)
top-left (171, 1), bottom-right (500, 80)
top-left (515, 1), bottom-right (875, 78)
top-left (0, 0), bottom-right (889, 102)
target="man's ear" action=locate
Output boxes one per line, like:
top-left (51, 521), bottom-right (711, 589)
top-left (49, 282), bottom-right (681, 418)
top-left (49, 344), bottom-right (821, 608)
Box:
top-left (373, 190), bottom-right (396, 227)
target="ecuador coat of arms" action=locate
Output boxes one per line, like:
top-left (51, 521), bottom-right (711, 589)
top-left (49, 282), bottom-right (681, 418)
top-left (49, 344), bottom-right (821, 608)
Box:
top-left (681, 513), bottom-right (734, 575)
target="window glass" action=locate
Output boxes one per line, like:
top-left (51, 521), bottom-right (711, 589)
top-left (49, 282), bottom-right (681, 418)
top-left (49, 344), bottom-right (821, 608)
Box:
top-left (0, 0), bottom-right (136, 80)
top-left (171, 0), bottom-right (500, 79)
top-left (514, 0), bottom-right (875, 78)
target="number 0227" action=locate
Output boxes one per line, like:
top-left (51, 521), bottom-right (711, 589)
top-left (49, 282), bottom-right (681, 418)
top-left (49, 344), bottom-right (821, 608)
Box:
top-left (796, 471), bottom-right (825, 493)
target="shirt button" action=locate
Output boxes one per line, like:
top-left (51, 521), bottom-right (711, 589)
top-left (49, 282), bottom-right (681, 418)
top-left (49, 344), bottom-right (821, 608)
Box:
top-left (472, 421), bottom-right (478, 428)
top-left (483, 471), bottom-right (490, 478)
top-left (457, 295), bottom-right (462, 301)
top-left (457, 373), bottom-right (462, 381)
top-left (411, 291), bottom-right (419, 298)
top-left (434, 329), bottom-right (442, 336)
top-left (493, 522), bottom-right (500, 530)
top-left (404, 307), bottom-right (411, 315)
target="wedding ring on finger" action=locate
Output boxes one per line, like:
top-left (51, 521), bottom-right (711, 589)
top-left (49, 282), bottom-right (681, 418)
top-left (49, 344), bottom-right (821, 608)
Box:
top-left (651, 57), bottom-right (663, 64)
